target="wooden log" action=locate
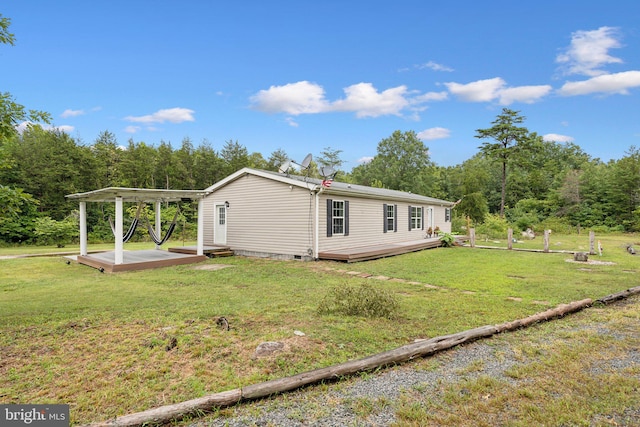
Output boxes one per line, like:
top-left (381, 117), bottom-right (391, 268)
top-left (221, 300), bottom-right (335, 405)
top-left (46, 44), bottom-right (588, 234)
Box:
top-left (596, 286), bottom-right (640, 305)
top-left (543, 229), bottom-right (551, 253)
top-left (507, 228), bottom-right (513, 250)
top-left (495, 299), bottom-right (592, 333)
top-left (241, 325), bottom-right (498, 400)
top-left (81, 289), bottom-right (640, 427)
top-left (80, 389), bottom-right (242, 427)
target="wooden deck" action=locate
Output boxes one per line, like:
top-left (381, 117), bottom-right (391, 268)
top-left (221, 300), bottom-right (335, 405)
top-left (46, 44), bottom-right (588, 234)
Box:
top-left (76, 249), bottom-right (208, 273)
top-left (168, 245), bottom-right (233, 257)
top-left (318, 238), bottom-right (443, 262)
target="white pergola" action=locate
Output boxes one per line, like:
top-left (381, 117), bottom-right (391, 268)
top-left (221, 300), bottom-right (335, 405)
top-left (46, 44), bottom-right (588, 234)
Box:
top-left (66, 187), bottom-right (209, 266)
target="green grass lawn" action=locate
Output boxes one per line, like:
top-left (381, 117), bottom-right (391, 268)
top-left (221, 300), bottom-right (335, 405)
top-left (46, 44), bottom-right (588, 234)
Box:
top-left (0, 233), bottom-right (638, 425)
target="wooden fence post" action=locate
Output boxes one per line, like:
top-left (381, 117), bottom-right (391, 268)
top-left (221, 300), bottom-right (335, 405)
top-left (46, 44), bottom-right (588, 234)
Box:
top-left (507, 228), bottom-right (513, 250)
top-left (470, 228), bottom-right (475, 248)
top-left (543, 229), bottom-right (551, 253)
top-left (589, 231), bottom-right (596, 255)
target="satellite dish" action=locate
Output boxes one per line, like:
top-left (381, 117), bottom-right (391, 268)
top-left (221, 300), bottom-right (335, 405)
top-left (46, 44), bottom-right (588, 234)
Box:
top-left (278, 160), bottom-right (291, 174)
top-left (300, 153), bottom-right (312, 169)
top-left (320, 166), bottom-right (335, 178)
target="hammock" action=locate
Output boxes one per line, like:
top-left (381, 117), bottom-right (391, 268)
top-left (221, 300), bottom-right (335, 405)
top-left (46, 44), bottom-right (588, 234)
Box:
top-left (109, 202), bottom-right (144, 243)
top-left (145, 205), bottom-right (180, 246)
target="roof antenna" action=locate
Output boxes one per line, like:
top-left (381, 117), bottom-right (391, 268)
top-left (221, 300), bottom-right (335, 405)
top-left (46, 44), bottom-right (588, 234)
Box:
top-left (320, 166), bottom-right (336, 179)
top-left (278, 160), bottom-right (292, 175)
top-left (289, 153), bottom-right (313, 177)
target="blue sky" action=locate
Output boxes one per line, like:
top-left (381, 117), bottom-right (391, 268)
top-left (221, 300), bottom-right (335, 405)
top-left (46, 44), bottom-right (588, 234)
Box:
top-left (2, 1), bottom-right (640, 169)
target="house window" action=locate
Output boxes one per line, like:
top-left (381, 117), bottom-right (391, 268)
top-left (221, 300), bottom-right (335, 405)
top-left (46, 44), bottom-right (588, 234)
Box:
top-left (332, 200), bottom-right (345, 235)
top-left (409, 206), bottom-right (423, 230)
top-left (326, 199), bottom-right (349, 237)
top-left (218, 206), bottom-right (226, 225)
top-left (445, 207), bottom-right (451, 222)
top-left (383, 203), bottom-right (397, 233)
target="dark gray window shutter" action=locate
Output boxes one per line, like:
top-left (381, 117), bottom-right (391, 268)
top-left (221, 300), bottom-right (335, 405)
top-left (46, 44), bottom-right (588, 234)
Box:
top-left (383, 204), bottom-right (388, 233)
top-left (326, 199), bottom-right (333, 237)
top-left (408, 205), bottom-right (412, 231)
top-left (394, 204), bottom-right (398, 232)
top-left (344, 201), bottom-right (349, 236)
top-left (422, 207), bottom-right (425, 230)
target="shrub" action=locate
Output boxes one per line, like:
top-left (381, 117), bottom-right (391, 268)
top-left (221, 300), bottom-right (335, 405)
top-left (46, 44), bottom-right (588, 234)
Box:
top-left (476, 213), bottom-right (510, 240)
top-left (33, 213), bottom-right (79, 247)
top-left (439, 232), bottom-right (456, 247)
top-left (537, 217), bottom-right (575, 234)
top-left (317, 283), bottom-right (399, 319)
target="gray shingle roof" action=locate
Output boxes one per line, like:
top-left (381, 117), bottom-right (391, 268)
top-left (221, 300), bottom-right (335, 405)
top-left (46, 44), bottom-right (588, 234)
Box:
top-left (259, 169), bottom-right (454, 206)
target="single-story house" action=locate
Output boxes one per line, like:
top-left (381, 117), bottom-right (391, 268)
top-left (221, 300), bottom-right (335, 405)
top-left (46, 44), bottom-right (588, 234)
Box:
top-left (203, 168), bottom-right (454, 261)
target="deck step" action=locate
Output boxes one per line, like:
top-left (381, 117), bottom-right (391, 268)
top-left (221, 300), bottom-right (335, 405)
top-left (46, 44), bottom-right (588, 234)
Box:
top-left (209, 250), bottom-right (234, 258)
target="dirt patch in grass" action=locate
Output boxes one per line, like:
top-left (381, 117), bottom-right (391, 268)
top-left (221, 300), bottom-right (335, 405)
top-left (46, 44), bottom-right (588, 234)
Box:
top-left (565, 258), bottom-right (616, 265)
top-left (192, 264), bottom-right (234, 271)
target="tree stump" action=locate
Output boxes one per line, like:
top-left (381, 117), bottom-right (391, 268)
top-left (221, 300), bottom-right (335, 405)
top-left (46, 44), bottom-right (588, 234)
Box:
top-left (574, 252), bottom-right (588, 262)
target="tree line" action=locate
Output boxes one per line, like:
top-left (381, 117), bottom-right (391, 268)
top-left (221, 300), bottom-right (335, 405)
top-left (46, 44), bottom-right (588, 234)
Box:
top-left (1, 112), bottom-right (639, 245)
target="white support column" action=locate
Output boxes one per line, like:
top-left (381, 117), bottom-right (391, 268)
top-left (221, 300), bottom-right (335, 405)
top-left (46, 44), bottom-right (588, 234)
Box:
top-left (115, 196), bottom-right (124, 264)
top-left (155, 201), bottom-right (162, 249)
top-left (79, 201), bottom-right (87, 256)
top-left (314, 190), bottom-right (320, 259)
top-left (197, 198), bottom-right (204, 256)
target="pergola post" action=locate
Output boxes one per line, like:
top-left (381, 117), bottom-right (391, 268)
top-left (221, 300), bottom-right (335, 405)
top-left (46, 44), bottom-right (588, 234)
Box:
top-left (115, 196), bottom-right (124, 264)
top-left (197, 198), bottom-right (204, 256)
top-left (155, 201), bottom-right (162, 249)
top-left (79, 201), bottom-right (87, 256)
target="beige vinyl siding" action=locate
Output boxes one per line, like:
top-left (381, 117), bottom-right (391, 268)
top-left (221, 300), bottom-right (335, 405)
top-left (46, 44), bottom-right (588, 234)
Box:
top-left (202, 196), bottom-right (216, 244)
top-left (434, 207), bottom-right (452, 233)
top-left (204, 174), bottom-right (315, 257)
top-left (319, 194), bottom-right (450, 252)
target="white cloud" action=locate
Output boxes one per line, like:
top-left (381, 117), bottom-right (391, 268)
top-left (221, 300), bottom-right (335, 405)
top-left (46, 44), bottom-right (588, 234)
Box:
top-left (498, 85), bottom-right (553, 105)
top-left (417, 127), bottom-right (450, 140)
top-left (445, 78), bottom-right (506, 102)
top-left (250, 81), bottom-right (445, 119)
top-left (250, 81), bottom-right (329, 115)
top-left (285, 117), bottom-right (299, 127)
top-left (445, 78), bottom-right (550, 105)
top-left (556, 27), bottom-right (623, 77)
top-left (61, 109), bottom-right (85, 118)
top-left (419, 61), bottom-right (454, 72)
top-left (412, 91), bottom-right (448, 103)
top-left (53, 125), bottom-right (75, 133)
top-left (543, 134), bottom-right (575, 143)
top-left (357, 156), bottom-right (374, 164)
top-left (16, 121), bottom-right (31, 134)
top-left (558, 71), bottom-right (640, 96)
top-left (15, 122), bottom-right (74, 134)
top-left (124, 107), bottom-right (195, 124)
top-left (332, 83), bottom-right (409, 118)
top-left (124, 125), bottom-right (141, 134)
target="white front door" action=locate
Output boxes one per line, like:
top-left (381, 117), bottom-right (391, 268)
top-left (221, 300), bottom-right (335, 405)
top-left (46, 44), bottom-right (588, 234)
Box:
top-left (427, 207), bottom-right (434, 230)
top-left (214, 204), bottom-right (227, 245)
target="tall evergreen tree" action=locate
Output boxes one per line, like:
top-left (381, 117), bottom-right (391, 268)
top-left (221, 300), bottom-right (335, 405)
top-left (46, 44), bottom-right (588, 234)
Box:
top-left (476, 108), bottom-right (530, 218)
